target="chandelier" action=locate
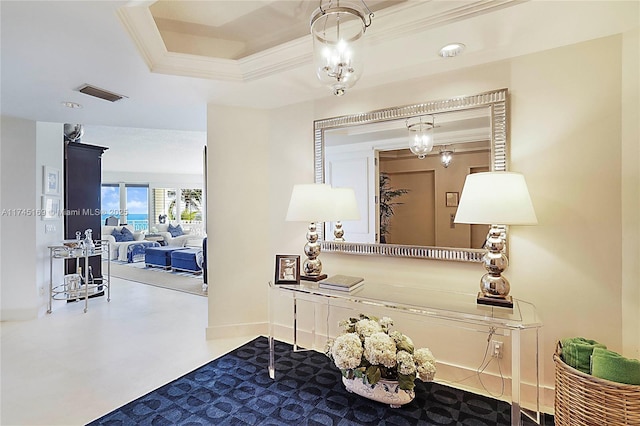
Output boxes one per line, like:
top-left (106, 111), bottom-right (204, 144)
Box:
top-left (406, 116), bottom-right (435, 159)
top-left (310, 0), bottom-right (373, 96)
top-left (440, 147), bottom-right (453, 168)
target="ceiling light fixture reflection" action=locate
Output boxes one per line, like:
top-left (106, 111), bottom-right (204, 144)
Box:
top-left (440, 148), bottom-right (453, 168)
top-left (439, 43), bottom-right (465, 58)
top-left (407, 115), bottom-right (435, 159)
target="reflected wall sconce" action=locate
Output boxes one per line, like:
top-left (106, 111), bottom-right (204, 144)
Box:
top-left (440, 148), bottom-right (454, 168)
top-left (407, 115), bottom-right (435, 159)
top-left (454, 172), bottom-right (537, 308)
top-left (310, 0), bottom-right (374, 96)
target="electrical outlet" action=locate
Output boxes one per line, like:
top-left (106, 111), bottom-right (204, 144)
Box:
top-left (491, 340), bottom-right (503, 359)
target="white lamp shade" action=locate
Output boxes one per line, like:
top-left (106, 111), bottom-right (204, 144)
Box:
top-left (454, 172), bottom-right (538, 225)
top-left (331, 187), bottom-right (360, 221)
top-left (285, 184), bottom-right (335, 222)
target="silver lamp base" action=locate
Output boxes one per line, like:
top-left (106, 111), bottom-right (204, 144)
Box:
top-left (477, 293), bottom-right (514, 308)
top-left (477, 226), bottom-right (513, 309)
top-left (301, 273), bottom-right (328, 282)
top-left (301, 222), bottom-right (327, 282)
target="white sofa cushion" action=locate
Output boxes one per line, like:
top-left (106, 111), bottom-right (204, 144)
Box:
top-left (102, 225), bottom-right (144, 260)
top-left (152, 222), bottom-right (192, 247)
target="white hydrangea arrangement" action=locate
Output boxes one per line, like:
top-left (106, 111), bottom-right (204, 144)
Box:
top-left (327, 314), bottom-right (436, 391)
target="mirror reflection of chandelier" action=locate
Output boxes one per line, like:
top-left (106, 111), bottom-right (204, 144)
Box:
top-left (440, 147), bottom-right (454, 168)
top-left (407, 115), bottom-right (435, 159)
top-left (310, 0), bottom-right (373, 96)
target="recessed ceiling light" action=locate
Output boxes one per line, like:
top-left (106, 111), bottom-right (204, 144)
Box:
top-left (439, 43), bottom-right (466, 58)
top-left (61, 101), bottom-right (83, 109)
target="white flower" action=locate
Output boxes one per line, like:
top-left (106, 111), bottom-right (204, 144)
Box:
top-left (364, 332), bottom-right (397, 368)
top-left (414, 348), bottom-right (437, 381)
top-left (355, 319), bottom-right (382, 338)
top-left (390, 331), bottom-right (414, 353)
top-left (389, 330), bottom-right (403, 342)
top-left (331, 333), bottom-right (363, 370)
top-left (396, 350), bottom-right (416, 375)
top-left (379, 316), bottom-right (393, 330)
top-left (327, 314), bottom-right (437, 391)
top-left (338, 319), bottom-right (351, 331)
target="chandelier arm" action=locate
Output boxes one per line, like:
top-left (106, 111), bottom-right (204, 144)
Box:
top-left (359, 0), bottom-right (374, 27)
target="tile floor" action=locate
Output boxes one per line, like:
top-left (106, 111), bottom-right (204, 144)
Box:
top-left (0, 276), bottom-right (252, 426)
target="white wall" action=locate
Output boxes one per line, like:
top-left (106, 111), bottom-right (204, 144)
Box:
top-left (621, 28), bottom-right (640, 360)
top-left (206, 33), bottom-right (639, 411)
top-left (35, 122), bottom-right (65, 316)
top-left (205, 105), bottom-right (271, 338)
top-left (1, 118), bottom-right (63, 320)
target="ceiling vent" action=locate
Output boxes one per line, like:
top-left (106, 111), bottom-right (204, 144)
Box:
top-left (76, 84), bottom-right (127, 102)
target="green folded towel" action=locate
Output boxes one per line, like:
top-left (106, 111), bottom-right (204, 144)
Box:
top-left (560, 337), bottom-right (606, 374)
top-left (591, 347), bottom-right (640, 385)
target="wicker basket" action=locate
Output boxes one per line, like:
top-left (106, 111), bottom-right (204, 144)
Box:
top-left (554, 343), bottom-right (640, 425)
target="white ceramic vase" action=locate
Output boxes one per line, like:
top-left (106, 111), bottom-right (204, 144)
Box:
top-left (342, 376), bottom-right (415, 408)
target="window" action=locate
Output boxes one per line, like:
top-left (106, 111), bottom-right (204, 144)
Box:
top-left (152, 188), bottom-right (202, 224)
top-left (125, 185), bottom-right (149, 231)
top-left (101, 183), bottom-right (149, 231)
top-left (101, 184), bottom-right (121, 224)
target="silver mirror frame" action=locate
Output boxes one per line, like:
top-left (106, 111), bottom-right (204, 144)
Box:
top-left (314, 88), bottom-right (508, 262)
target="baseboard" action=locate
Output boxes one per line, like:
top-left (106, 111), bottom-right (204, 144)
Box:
top-left (206, 321), bottom-right (268, 340)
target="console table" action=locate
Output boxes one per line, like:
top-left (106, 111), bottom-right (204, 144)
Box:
top-left (268, 280), bottom-right (544, 426)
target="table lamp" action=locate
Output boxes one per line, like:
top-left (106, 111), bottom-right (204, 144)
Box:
top-left (285, 184), bottom-right (335, 281)
top-left (331, 187), bottom-right (360, 241)
top-left (454, 172), bottom-right (537, 308)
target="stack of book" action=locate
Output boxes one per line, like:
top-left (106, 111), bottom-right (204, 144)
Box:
top-left (319, 275), bottom-right (364, 292)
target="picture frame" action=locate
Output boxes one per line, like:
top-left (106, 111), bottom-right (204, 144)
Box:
top-left (274, 254), bottom-right (300, 284)
top-left (445, 192), bottom-right (459, 207)
top-left (41, 196), bottom-right (60, 220)
top-left (43, 166), bottom-right (60, 195)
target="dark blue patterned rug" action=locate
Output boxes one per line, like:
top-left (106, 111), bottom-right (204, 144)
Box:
top-left (88, 336), bottom-right (553, 425)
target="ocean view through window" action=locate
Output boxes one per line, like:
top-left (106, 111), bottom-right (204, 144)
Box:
top-left (102, 185), bottom-right (203, 234)
top-left (101, 184), bottom-right (149, 231)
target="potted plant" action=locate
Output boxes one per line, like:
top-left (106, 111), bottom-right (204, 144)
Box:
top-left (379, 173), bottom-right (409, 243)
top-left (326, 314), bottom-right (436, 407)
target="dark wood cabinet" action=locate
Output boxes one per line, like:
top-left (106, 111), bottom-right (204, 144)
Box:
top-left (64, 142), bottom-right (108, 281)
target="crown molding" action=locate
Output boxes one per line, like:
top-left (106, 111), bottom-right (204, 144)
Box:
top-left (118, 2), bottom-right (313, 82)
top-left (117, 0), bottom-right (525, 82)
top-left (367, 0), bottom-right (526, 44)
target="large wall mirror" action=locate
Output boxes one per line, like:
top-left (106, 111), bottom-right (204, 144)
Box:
top-left (314, 88), bottom-right (508, 262)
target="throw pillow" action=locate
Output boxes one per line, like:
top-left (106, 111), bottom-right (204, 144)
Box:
top-left (120, 226), bottom-right (135, 242)
top-left (111, 228), bottom-right (125, 242)
top-left (168, 224), bottom-right (184, 237)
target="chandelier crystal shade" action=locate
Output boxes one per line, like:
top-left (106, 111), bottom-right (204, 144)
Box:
top-left (310, 1), bottom-right (373, 96)
top-left (440, 148), bottom-right (453, 168)
top-left (407, 116), bottom-right (435, 159)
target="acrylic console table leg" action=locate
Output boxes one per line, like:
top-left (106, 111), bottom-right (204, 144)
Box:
top-left (268, 281), bottom-right (275, 379)
top-left (511, 328), bottom-right (521, 426)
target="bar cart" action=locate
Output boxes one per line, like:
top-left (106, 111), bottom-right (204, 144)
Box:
top-left (47, 240), bottom-right (110, 313)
